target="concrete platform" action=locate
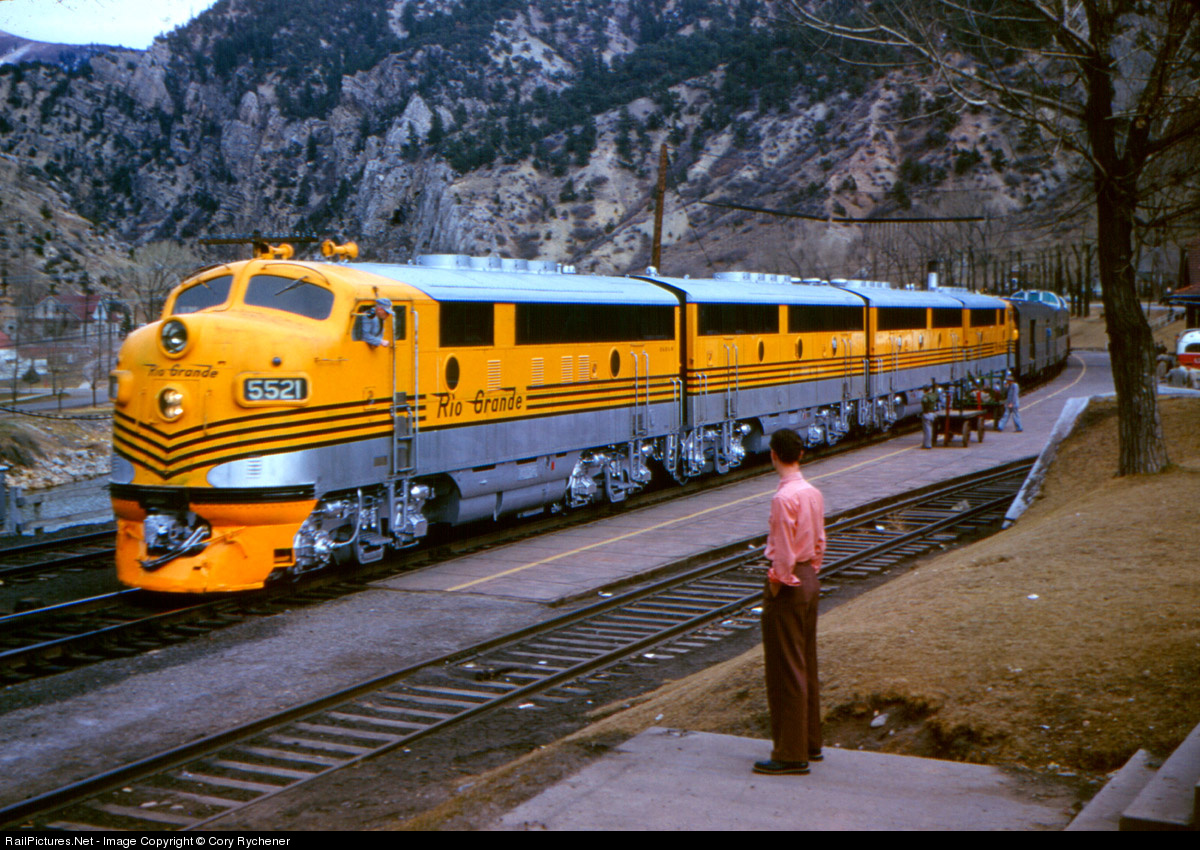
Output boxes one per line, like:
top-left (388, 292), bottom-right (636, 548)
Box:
top-left (380, 350), bottom-right (1116, 605)
top-left (495, 727), bottom-right (1075, 830)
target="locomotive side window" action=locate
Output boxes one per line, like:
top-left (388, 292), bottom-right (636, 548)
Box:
top-left (697, 303), bottom-right (777, 336)
top-left (515, 303), bottom-right (673, 344)
top-left (877, 307), bottom-right (927, 331)
top-left (788, 305), bottom-right (863, 333)
top-left (173, 275), bottom-right (233, 314)
top-left (969, 308), bottom-right (1001, 327)
top-left (244, 275), bottom-right (335, 320)
top-left (441, 302), bottom-right (494, 346)
top-left (931, 308), bottom-right (961, 329)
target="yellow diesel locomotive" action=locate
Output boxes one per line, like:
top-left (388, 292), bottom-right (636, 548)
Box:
top-left (109, 251), bottom-right (1014, 592)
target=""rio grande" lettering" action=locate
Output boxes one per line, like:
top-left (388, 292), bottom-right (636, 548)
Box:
top-left (435, 389), bottom-right (524, 419)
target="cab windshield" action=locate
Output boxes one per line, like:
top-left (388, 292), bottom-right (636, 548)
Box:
top-left (173, 275), bottom-right (233, 314)
top-left (243, 275), bottom-right (335, 320)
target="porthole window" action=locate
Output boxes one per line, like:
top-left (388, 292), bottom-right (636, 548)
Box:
top-left (610, 349), bottom-right (621, 378)
top-left (757, 340), bottom-right (765, 362)
top-left (795, 339), bottom-right (804, 360)
top-left (445, 356), bottom-right (460, 390)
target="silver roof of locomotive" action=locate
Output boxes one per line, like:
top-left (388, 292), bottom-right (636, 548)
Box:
top-left (355, 257), bottom-right (676, 305)
top-left (637, 273), bottom-right (867, 306)
top-left (354, 256), bottom-right (1009, 311)
top-left (936, 289), bottom-right (1010, 309)
top-left (835, 283), bottom-right (966, 308)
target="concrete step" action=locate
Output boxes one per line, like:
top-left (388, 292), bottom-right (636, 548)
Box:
top-left (1066, 750), bottom-right (1158, 831)
top-left (1119, 722), bottom-right (1200, 831)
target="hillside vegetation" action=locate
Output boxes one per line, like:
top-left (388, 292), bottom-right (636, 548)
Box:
top-left (1, 0), bottom-right (1076, 310)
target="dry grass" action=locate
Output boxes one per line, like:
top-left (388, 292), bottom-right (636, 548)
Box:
top-left (1070, 312), bottom-right (1187, 351)
top-left (395, 397), bottom-right (1200, 829)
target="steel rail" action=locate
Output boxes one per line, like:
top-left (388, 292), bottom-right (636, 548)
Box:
top-left (0, 532), bottom-right (116, 581)
top-left (0, 528), bottom-right (113, 557)
top-left (0, 590), bottom-right (258, 680)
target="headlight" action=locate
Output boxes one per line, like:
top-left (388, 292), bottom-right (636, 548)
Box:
top-left (158, 387), bottom-right (184, 421)
top-left (161, 319), bottom-right (188, 355)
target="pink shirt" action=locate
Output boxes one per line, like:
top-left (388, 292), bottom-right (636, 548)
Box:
top-left (765, 470), bottom-right (826, 585)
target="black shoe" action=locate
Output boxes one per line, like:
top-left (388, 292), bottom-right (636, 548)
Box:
top-left (808, 751), bottom-right (824, 762)
top-left (753, 759), bottom-right (809, 775)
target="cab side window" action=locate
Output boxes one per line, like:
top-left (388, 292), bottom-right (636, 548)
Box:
top-left (352, 304), bottom-right (406, 341)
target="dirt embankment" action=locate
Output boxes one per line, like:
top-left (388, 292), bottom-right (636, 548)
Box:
top-left (0, 415), bottom-right (111, 489)
top-left (398, 396), bottom-right (1200, 830)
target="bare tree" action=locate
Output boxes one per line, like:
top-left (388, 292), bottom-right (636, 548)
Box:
top-left (126, 241), bottom-right (202, 325)
top-left (786, 0), bottom-right (1200, 474)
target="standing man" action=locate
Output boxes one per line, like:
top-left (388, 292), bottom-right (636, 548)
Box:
top-left (997, 374), bottom-right (1023, 432)
top-left (755, 428), bottom-right (825, 776)
top-left (920, 381), bottom-right (940, 449)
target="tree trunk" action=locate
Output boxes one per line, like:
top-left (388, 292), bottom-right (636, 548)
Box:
top-left (1081, 14), bottom-right (1171, 476)
top-left (1095, 189), bottom-right (1169, 474)
top-left (1083, 243), bottom-right (1093, 318)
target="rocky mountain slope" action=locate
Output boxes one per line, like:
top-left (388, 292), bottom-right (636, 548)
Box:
top-left (0, 0), bottom-right (1072, 300)
top-left (0, 31), bottom-right (119, 70)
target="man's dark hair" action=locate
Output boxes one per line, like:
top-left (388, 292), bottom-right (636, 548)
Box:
top-left (769, 428), bottom-right (804, 464)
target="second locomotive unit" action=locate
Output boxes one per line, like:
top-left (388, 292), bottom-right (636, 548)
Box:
top-left (110, 248), bottom-right (1023, 593)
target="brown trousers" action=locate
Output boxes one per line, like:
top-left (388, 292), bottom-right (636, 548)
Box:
top-left (761, 566), bottom-right (821, 762)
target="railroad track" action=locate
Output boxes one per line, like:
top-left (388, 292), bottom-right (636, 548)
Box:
top-left (0, 417), bottom-right (916, 595)
top-left (1, 457), bottom-right (1034, 831)
top-left (0, 428), bottom-right (919, 683)
top-left (0, 528), bottom-right (115, 583)
top-left (0, 582), bottom-right (364, 683)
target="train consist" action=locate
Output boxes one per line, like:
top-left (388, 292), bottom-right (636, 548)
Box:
top-left (1007, 290), bottom-right (1071, 381)
top-left (109, 248), bottom-right (1065, 592)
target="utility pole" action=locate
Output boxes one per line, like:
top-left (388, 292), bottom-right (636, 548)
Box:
top-left (651, 144), bottom-right (668, 272)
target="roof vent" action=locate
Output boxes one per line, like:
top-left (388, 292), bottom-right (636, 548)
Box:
top-left (415, 254), bottom-right (473, 269)
top-left (467, 256), bottom-right (503, 271)
top-left (713, 271), bottom-right (789, 285)
top-left (414, 254), bottom-right (566, 273)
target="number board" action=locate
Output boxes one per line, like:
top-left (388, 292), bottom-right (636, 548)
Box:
top-left (240, 375), bottom-right (310, 405)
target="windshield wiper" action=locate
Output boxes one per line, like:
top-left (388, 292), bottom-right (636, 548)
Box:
top-left (273, 277), bottom-right (309, 297)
